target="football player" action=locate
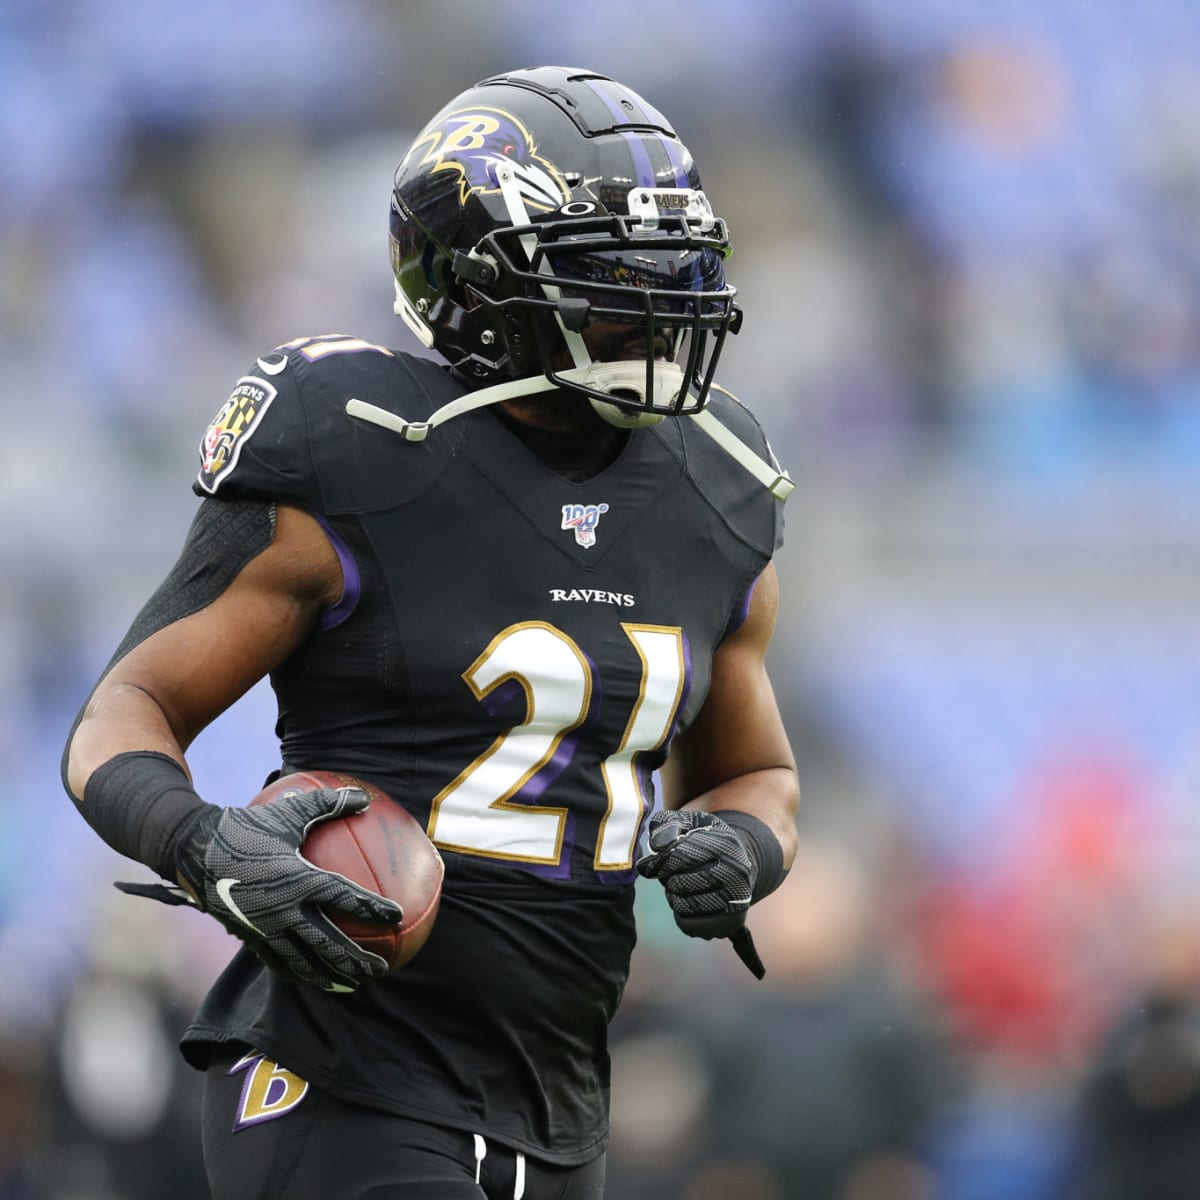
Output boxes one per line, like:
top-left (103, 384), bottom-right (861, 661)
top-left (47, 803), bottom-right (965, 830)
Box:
top-left (63, 66), bottom-right (799, 1200)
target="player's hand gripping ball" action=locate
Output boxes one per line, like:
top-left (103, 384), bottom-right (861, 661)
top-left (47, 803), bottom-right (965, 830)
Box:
top-left (250, 770), bottom-right (444, 971)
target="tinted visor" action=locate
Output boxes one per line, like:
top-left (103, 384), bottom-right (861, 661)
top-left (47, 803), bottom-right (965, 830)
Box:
top-left (550, 244), bottom-right (728, 316)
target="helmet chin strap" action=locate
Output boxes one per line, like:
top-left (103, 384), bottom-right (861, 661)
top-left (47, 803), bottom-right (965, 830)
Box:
top-left (344, 369), bottom-right (794, 500)
top-left (343, 363), bottom-right (668, 443)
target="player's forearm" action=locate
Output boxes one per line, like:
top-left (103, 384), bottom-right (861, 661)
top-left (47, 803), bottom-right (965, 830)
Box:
top-left (63, 681), bottom-right (211, 881)
top-left (677, 764), bottom-right (800, 871)
top-left (65, 680), bottom-right (191, 800)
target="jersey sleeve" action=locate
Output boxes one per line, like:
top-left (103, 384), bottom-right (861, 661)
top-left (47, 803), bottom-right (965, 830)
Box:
top-left (193, 355), bottom-right (319, 507)
top-left (190, 342), bottom-right (470, 514)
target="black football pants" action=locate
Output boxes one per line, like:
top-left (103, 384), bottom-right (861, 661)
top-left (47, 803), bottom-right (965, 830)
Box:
top-left (201, 1049), bottom-right (606, 1199)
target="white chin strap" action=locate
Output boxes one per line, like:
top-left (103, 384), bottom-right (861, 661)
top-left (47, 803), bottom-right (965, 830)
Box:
top-left (345, 371), bottom-right (794, 500)
top-left (343, 363), bottom-right (675, 442)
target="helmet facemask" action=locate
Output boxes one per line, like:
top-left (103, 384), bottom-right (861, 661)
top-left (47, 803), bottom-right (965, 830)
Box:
top-left (448, 178), bottom-right (742, 425)
top-left (393, 163), bottom-right (741, 423)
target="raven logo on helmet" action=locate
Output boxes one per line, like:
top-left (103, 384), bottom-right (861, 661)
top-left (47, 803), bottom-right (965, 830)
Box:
top-left (403, 105), bottom-right (570, 212)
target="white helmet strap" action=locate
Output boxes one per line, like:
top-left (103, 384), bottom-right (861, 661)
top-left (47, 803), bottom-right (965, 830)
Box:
top-left (344, 372), bottom-right (793, 500)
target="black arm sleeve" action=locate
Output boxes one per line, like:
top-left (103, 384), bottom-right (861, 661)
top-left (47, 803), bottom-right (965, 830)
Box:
top-left (61, 500), bottom-right (276, 859)
top-left (104, 499), bottom-right (277, 674)
top-left (78, 751), bottom-right (211, 880)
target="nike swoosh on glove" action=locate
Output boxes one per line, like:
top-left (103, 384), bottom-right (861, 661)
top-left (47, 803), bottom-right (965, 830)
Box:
top-left (174, 786), bottom-right (403, 993)
top-left (636, 809), bottom-right (757, 941)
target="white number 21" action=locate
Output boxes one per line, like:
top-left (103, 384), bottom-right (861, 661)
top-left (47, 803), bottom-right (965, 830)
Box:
top-left (427, 621), bottom-right (686, 872)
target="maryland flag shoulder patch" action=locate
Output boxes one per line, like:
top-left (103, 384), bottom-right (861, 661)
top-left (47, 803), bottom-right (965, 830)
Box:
top-left (197, 376), bottom-right (278, 494)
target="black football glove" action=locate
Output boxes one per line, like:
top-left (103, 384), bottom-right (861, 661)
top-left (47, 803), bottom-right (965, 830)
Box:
top-left (118, 786), bottom-right (402, 993)
top-left (636, 809), bottom-right (766, 979)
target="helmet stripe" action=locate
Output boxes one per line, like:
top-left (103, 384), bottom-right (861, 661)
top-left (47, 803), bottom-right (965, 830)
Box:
top-left (585, 75), bottom-right (651, 125)
top-left (636, 92), bottom-right (692, 182)
top-left (581, 79), bottom-right (657, 187)
top-left (622, 132), bottom-right (657, 189)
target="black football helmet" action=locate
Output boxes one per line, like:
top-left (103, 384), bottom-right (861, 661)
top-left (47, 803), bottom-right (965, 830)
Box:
top-left (389, 66), bottom-right (741, 426)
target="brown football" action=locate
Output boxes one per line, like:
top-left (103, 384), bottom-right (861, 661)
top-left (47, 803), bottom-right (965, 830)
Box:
top-left (249, 769), bottom-right (444, 971)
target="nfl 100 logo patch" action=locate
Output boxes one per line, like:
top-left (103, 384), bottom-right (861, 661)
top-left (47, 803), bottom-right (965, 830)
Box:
top-left (561, 502), bottom-right (609, 548)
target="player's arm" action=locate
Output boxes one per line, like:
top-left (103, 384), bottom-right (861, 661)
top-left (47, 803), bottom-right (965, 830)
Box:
top-left (66, 504), bottom-right (339, 786)
top-left (659, 561), bottom-right (798, 852)
top-left (638, 563), bottom-right (799, 973)
top-left (63, 502), bottom-right (402, 992)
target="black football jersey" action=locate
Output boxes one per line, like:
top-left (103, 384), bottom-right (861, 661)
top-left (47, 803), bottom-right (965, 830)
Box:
top-left (181, 334), bottom-right (783, 1164)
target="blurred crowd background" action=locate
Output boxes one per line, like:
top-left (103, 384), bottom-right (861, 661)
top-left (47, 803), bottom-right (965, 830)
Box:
top-left (5, 1), bottom-right (1200, 1197)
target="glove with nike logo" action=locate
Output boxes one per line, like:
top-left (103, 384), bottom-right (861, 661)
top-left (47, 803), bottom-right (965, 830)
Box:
top-left (171, 786), bottom-right (403, 993)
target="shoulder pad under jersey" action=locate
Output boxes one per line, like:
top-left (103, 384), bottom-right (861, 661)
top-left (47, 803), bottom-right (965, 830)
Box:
top-left (661, 387), bottom-right (786, 558)
top-left (193, 337), bottom-right (468, 512)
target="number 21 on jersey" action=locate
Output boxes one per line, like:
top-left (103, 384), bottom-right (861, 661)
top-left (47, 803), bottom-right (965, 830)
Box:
top-left (427, 621), bottom-right (686, 873)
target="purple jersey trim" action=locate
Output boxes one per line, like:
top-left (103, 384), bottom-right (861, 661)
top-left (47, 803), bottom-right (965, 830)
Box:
top-left (728, 576), bottom-right (758, 637)
top-left (311, 513), bottom-right (361, 631)
top-left (682, 627), bottom-right (694, 697)
top-left (467, 652), bottom-right (605, 882)
top-left (509, 811), bottom-right (577, 883)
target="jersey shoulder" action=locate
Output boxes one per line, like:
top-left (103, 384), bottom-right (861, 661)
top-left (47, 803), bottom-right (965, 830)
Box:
top-left (193, 336), bottom-right (464, 512)
top-left (667, 386), bottom-right (787, 556)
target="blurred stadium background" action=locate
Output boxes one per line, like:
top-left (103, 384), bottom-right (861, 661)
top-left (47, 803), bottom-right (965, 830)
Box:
top-left (5, 1), bottom-right (1200, 1197)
